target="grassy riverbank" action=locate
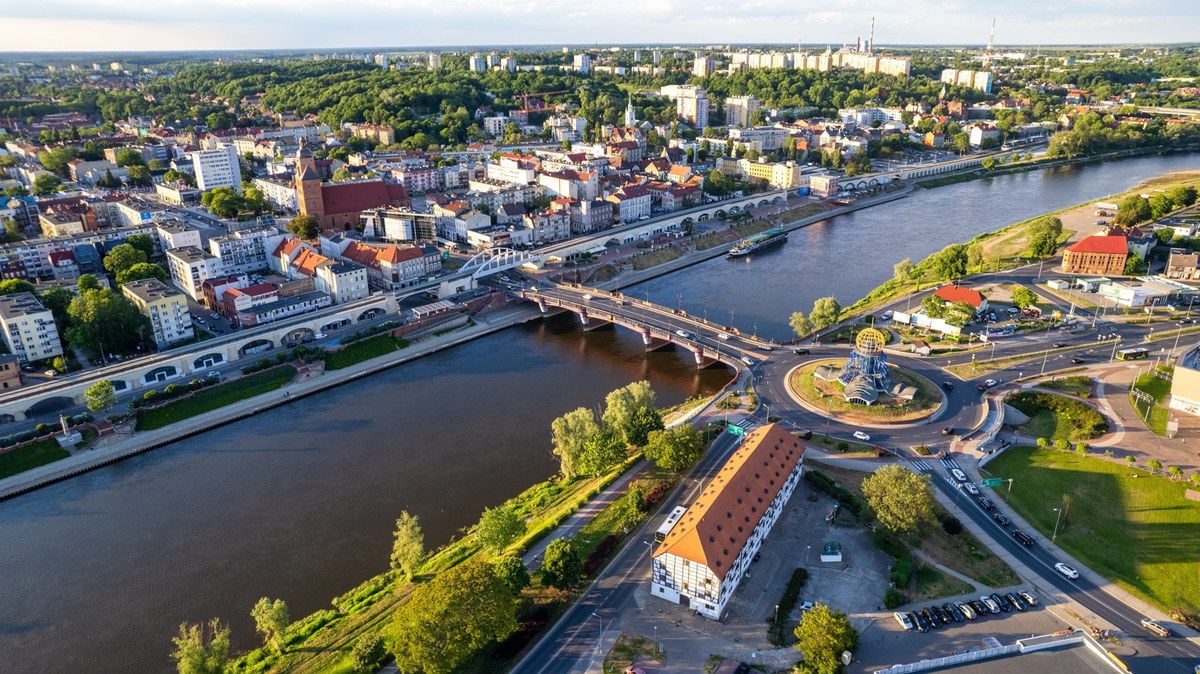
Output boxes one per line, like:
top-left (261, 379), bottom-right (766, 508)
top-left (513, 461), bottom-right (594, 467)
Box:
top-left (0, 438), bottom-right (70, 479)
top-left (136, 366), bottom-right (297, 431)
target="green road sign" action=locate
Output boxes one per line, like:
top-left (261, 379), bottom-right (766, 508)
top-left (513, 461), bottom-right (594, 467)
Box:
top-left (981, 477), bottom-right (1004, 488)
top-left (727, 424), bottom-right (745, 437)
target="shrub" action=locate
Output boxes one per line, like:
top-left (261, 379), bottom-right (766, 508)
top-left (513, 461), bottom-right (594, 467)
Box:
top-left (940, 514), bottom-right (963, 535)
top-left (34, 423), bottom-right (50, 435)
top-left (890, 554), bottom-right (913, 587)
top-left (164, 383), bottom-right (182, 396)
top-left (767, 567), bottom-right (809, 646)
top-left (884, 588), bottom-right (906, 609)
top-left (804, 470), bottom-right (873, 523)
top-left (913, 445), bottom-right (932, 456)
top-left (142, 390), bottom-right (158, 401)
top-left (1007, 391), bottom-right (1108, 440)
top-left (836, 441), bottom-right (849, 452)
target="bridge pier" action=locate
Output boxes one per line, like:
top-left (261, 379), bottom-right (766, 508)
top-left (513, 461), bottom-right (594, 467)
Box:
top-left (537, 298), bottom-right (549, 313)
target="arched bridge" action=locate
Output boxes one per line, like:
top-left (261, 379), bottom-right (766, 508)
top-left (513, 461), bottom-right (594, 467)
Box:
top-left (459, 247), bottom-right (542, 279)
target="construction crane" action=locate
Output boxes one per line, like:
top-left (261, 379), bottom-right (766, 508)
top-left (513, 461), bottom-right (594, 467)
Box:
top-left (521, 90), bottom-right (570, 113)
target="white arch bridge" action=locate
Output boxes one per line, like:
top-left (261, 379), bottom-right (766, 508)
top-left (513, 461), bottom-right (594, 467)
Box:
top-left (458, 247), bottom-right (542, 279)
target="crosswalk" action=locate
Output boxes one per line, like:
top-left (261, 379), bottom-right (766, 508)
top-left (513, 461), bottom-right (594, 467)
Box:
top-left (910, 459), bottom-right (934, 472)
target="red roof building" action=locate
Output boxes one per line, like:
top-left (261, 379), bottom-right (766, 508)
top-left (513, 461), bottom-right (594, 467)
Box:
top-left (934, 284), bottom-right (987, 309)
top-left (1062, 234), bottom-right (1128, 275)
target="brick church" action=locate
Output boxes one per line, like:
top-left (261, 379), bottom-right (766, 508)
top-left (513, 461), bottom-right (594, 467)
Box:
top-left (294, 142), bottom-right (410, 234)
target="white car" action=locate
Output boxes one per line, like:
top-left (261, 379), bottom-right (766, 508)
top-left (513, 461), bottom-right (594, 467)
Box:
top-left (980, 595), bottom-right (1001, 614)
top-left (1055, 562), bottom-right (1080, 579)
top-left (882, 310), bottom-right (894, 320)
top-left (853, 431), bottom-right (871, 441)
top-left (893, 611), bottom-right (914, 630)
top-left (962, 482), bottom-right (980, 495)
top-left (582, 294), bottom-right (594, 300)
top-left (718, 333), bottom-right (731, 341)
top-left (951, 468), bottom-right (968, 482)
top-left (313, 332), bottom-right (327, 339)
top-left (675, 329), bottom-right (692, 338)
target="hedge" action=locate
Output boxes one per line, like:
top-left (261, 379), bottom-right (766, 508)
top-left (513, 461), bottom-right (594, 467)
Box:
top-left (804, 470), bottom-right (873, 523)
top-left (767, 567), bottom-right (809, 646)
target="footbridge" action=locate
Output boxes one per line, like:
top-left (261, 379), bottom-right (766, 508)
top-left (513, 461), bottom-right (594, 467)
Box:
top-left (520, 283), bottom-right (775, 369)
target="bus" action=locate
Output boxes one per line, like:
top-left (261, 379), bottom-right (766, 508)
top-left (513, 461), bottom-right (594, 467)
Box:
top-left (654, 505), bottom-right (687, 544)
top-left (1116, 347), bottom-right (1150, 361)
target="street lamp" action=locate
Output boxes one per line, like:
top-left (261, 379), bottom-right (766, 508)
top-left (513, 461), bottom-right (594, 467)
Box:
top-left (805, 545), bottom-right (812, 566)
top-left (591, 612), bottom-right (603, 659)
top-left (1052, 507), bottom-right (1063, 542)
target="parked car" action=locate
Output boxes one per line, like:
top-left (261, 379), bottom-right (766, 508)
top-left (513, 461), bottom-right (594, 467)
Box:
top-left (958, 602), bottom-right (977, 620)
top-left (991, 593), bottom-right (1013, 613)
top-left (853, 431), bottom-right (871, 441)
top-left (894, 611), bottom-right (914, 631)
top-left (913, 610), bottom-right (931, 632)
top-left (1055, 562), bottom-right (1080, 579)
top-left (922, 607), bottom-right (940, 628)
top-left (962, 482), bottom-right (980, 495)
top-left (980, 595), bottom-right (1001, 614)
top-left (944, 603), bottom-right (965, 623)
top-left (992, 513), bottom-right (1011, 527)
top-left (313, 332), bottom-right (327, 339)
top-left (1140, 618), bottom-right (1171, 637)
top-left (1006, 592), bottom-right (1027, 612)
top-left (1019, 591), bottom-right (1039, 606)
top-left (969, 599), bottom-right (990, 616)
top-left (1012, 530), bottom-right (1035, 547)
top-left (206, 370), bottom-right (221, 380)
top-left (977, 497), bottom-right (995, 511)
top-left (933, 605), bottom-right (954, 624)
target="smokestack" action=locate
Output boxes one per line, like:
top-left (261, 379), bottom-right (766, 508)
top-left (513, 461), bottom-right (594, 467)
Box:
top-left (869, 16), bottom-right (876, 53)
top-left (856, 36), bottom-right (861, 52)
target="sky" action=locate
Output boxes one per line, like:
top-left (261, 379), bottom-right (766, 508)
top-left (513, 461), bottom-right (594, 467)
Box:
top-left (1, 0), bottom-right (1198, 52)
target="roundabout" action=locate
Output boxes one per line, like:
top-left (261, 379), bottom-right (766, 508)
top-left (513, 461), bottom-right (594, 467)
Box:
top-left (785, 329), bottom-right (944, 424)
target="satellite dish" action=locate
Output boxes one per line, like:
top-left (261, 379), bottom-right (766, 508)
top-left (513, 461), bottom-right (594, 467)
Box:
top-left (841, 651), bottom-right (852, 666)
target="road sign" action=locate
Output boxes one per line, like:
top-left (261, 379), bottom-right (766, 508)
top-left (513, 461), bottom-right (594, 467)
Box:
top-left (726, 424), bottom-right (745, 437)
top-left (981, 477), bottom-right (1004, 488)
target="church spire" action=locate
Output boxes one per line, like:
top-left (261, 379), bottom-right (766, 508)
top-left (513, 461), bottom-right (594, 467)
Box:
top-left (624, 94), bottom-right (636, 127)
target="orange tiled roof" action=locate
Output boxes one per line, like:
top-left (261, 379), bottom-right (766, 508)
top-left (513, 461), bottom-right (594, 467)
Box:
top-left (934, 285), bottom-right (986, 308)
top-left (1066, 234), bottom-right (1128, 255)
top-left (653, 424), bottom-right (803, 579)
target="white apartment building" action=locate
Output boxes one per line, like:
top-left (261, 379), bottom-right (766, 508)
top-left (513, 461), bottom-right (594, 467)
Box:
top-left (121, 279), bottom-right (194, 350)
top-left (660, 85), bottom-right (709, 129)
top-left (166, 246), bottom-right (220, 301)
top-left (208, 226), bottom-right (286, 276)
top-left (0, 292), bottom-right (63, 363)
top-left (155, 221), bottom-right (202, 251)
top-left (483, 116), bottom-right (509, 138)
top-left (316, 261), bottom-right (370, 305)
top-left (468, 54), bottom-right (486, 72)
top-left (693, 55), bottom-right (714, 78)
top-left (251, 176), bottom-right (299, 212)
top-left (651, 424), bottom-right (805, 620)
top-left (940, 68), bottom-right (994, 94)
top-left (190, 145), bottom-right (241, 192)
top-left (485, 157), bottom-right (537, 185)
top-left (573, 53), bottom-right (591, 73)
top-left (725, 96), bottom-right (760, 128)
top-left (728, 127), bottom-right (791, 152)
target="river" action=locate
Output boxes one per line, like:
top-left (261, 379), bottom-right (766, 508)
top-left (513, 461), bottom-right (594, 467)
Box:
top-left (636, 154), bottom-right (1200, 340)
top-left (2, 153), bottom-right (1198, 672)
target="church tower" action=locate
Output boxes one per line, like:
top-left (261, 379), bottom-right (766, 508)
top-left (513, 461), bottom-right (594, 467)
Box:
top-left (624, 94), bottom-right (636, 127)
top-left (294, 140), bottom-right (324, 221)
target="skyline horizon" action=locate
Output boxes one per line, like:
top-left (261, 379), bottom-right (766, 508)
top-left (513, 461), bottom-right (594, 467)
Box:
top-left (2, 1), bottom-right (1197, 53)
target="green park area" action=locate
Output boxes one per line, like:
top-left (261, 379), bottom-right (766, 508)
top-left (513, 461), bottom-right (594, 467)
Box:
top-left (1039, 375), bottom-right (1094, 398)
top-left (789, 360), bottom-right (941, 423)
top-left (1007, 391), bottom-right (1108, 443)
top-left (984, 447), bottom-right (1200, 618)
top-left (0, 438), bottom-right (70, 479)
top-left (1129, 366), bottom-right (1173, 436)
top-left (324, 334), bottom-right (411, 370)
top-left (136, 366), bottom-right (296, 431)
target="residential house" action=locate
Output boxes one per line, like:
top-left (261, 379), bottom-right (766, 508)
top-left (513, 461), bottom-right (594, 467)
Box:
top-left (650, 424), bottom-right (804, 620)
top-left (121, 278), bottom-right (194, 349)
top-left (0, 353), bottom-right (22, 391)
top-left (0, 292), bottom-right (62, 363)
top-left (569, 200), bottom-right (614, 235)
top-left (933, 284), bottom-right (989, 315)
top-left (1166, 248), bottom-right (1200, 281)
top-left (324, 237), bottom-right (441, 291)
top-left (155, 221), bottom-right (202, 251)
top-left (606, 186), bottom-right (652, 223)
top-left (166, 246), bottom-right (220, 301)
top-left (209, 226), bottom-right (286, 276)
top-left (523, 210), bottom-right (571, 244)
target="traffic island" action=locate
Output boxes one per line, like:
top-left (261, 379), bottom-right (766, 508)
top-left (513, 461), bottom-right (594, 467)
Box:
top-left (787, 359), bottom-right (943, 424)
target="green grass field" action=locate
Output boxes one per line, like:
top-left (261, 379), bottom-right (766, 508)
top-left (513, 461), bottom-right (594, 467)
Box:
top-left (1039, 376), bottom-right (1093, 398)
top-left (0, 438), bottom-right (70, 479)
top-left (984, 446), bottom-right (1200, 616)
top-left (1130, 369), bottom-right (1173, 436)
top-left (324, 334), bottom-right (401, 370)
top-left (136, 366), bottom-right (296, 431)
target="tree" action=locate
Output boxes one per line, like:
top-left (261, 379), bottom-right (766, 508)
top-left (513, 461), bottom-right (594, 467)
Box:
top-left (550, 407), bottom-right (600, 478)
top-left (0, 278), bottom-right (35, 296)
top-left (932, 244), bottom-right (968, 280)
top-left (792, 603), bottom-right (858, 674)
top-left (287, 214), bottom-right (319, 239)
top-left (790, 311), bottom-right (814, 338)
top-left (390, 510), bottom-right (425, 578)
top-left (84, 380), bottom-right (117, 413)
top-left (861, 464), bottom-right (936, 541)
top-left (115, 149), bottom-right (146, 167)
top-left (539, 538), bottom-right (583, 589)
top-left (390, 560), bottom-right (518, 674)
top-left (1075, 442), bottom-right (1090, 456)
top-left (125, 233), bottom-right (156, 259)
top-left (38, 287), bottom-right (74, 328)
top-left (945, 301), bottom-right (976, 328)
top-left (921, 294), bottom-right (947, 319)
top-left (1027, 216), bottom-right (1063, 257)
top-left (1010, 286), bottom-right (1038, 309)
top-left (125, 165), bottom-right (152, 187)
top-left (967, 243), bottom-right (984, 272)
top-left (66, 288), bottom-right (152, 358)
top-left (1, 218), bottom-right (21, 243)
top-left (149, 159), bottom-right (166, 171)
top-left (1147, 459), bottom-right (1163, 472)
top-left (624, 405), bottom-right (665, 447)
top-left (1165, 185), bottom-right (1197, 208)
top-left (601, 381), bottom-right (657, 445)
top-left (477, 504), bottom-right (526, 552)
top-left (251, 597), bottom-right (290, 653)
top-left (1123, 252), bottom-right (1146, 276)
top-left (893, 257), bottom-right (913, 283)
top-left (1125, 455), bottom-right (1136, 466)
top-left (981, 156), bottom-right (996, 171)
top-left (350, 634), bottom-right (387, 674)
top-left (116, 262), bottom-right (169, 286)
top-left (810, 296), bottom-right (841, 330)
top-left (1115, 195), bottom-right (1151, 227)
top-left (492, 555), bottom-right (531, 594)
top-left (103, 243), bottom-right (148, 275)
top-left (77, 274), bottom-right (101, 294)
top-left (170, 618), bottom-right (231, 674)
top-left (1054, 438), bottom-right (1070, 451)
top-left (579, 428), bottom-right (627, 477)
top-left (643, 425), bottom-right (706, 471)
top-left (332, 167), bottom-right (353, 181)
top-left (33, 173), bottom-right (63, 195)
top-left (1168, 466), bottom-right (1183, 480)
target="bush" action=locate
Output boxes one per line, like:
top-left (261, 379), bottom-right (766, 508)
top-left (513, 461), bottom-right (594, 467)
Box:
top-left (940, 514), bottom-right (963, 535)
top-left (34, 423), bottom-right (50, 435)
top-left (164, 383), bottom-right (182, 396)
top-left (890, 554), bottom-right (913, 587)
top-left (142, 390), bottom-right (158, 401)
top-left (804, 470), bottom-right (873, 523)
top-left (1007, 391), bottom-right (1108, 439)
top-left (884, 588), bottom-right (906, 609)
top-left (767, 567), bottom-right (809, 646)
top-left (914, 445), bottom-right (932, 456)
top-left (350, 633), bottom-right (387, 673)
top-left (836, 441), bottom-right (849, 452)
